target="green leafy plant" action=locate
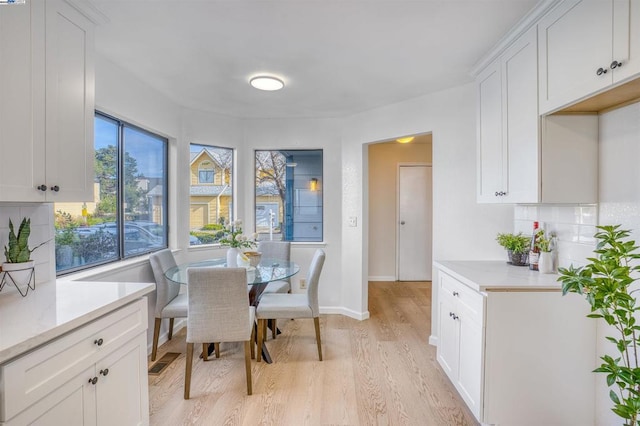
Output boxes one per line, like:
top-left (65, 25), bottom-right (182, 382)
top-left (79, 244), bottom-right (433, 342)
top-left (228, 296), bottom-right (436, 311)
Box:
top-left (496, 232), bottom-right (531, 254)
top-left (535, 229), bottom-right (553, 252)
top-left (4, 218), bottom-right (47, 263)
top-left (558, 225), bottom-right (640, 425)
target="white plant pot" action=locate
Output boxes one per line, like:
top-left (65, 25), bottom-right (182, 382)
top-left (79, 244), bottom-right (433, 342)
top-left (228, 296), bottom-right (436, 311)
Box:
top-left (2, 261), bottom-right (35, 295)
top-left (226, 247), bottom-right (240, 267)
top-left (538, 252), bottom-right (554, 274)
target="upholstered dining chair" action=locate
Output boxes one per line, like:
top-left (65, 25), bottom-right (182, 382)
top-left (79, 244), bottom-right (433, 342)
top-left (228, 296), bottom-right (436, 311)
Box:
top-left (256, 240), bottom-right (291, 339)
top-left (149, 249), bottom-right (188, 362)
top-left (184, 267), bottom-right (255, 399)
top-left (256, 249), bottom-right (325, 362)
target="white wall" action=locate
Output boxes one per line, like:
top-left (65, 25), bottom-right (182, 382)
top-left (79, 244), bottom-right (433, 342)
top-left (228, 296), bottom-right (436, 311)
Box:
top-left (342, 83), bottom-right (513, 337)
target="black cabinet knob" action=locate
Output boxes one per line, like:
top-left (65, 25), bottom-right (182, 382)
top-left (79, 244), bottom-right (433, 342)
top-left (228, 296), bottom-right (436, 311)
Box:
top-left (596, 67), bottom-right (608, 76)
top-left (37, 185), bottom-right (47, 192)
top-left (452, 314), bottom-right (459, 320)
top-left (88, 377), bottom-right (98, 385)
top-left (453, 291), bottom-right (459, 296)
top-left (99, 368), bottom-right (109, 376)
top-left (94, 338), bottom-right (104, 346)
top-left (610, 60), bottom-right (622, 69)
top-left (50, 185), bottom-right (59, 192)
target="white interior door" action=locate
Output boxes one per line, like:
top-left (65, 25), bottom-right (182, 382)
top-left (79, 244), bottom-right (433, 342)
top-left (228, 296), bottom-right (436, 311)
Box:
top-left (398, 165), bottom-right (432, 281)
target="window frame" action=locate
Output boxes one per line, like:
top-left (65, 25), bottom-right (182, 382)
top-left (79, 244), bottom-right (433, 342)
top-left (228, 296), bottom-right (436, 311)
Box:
top-left (55, 111), bottom-right (169, 276)
top-left (253, 149), bottom-right (323, 243)
top-left (189, 143), bottom-right (235, 246)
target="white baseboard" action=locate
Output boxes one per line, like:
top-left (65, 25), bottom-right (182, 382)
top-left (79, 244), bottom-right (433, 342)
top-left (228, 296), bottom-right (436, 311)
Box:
top-left (319, 306), bottom-right (370, 320)
top-left (368, 275), bottom-right (396, 282)
top-left (428, 335), bottom-right (438, 347)
top-left (147, 318), bottom-right (187, 356)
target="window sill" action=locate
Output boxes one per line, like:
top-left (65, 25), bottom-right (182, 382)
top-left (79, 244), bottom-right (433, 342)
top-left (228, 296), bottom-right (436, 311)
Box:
top-left (58, 249), bottom-right (182, 282)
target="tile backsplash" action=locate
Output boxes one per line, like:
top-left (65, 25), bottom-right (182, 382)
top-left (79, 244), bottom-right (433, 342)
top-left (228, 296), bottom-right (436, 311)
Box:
top-left (0, 203), bottom-right (54, 284)
top-left (514, 204), bottom-right (597, 269)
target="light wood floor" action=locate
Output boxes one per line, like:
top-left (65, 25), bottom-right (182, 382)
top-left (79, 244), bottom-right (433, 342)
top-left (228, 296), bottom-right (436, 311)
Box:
top-left (148, 281), bottom-right (478, 425)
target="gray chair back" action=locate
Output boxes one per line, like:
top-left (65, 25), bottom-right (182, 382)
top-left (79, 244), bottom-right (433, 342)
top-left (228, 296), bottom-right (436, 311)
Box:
top-left (306, 249), bottom-right (326, 317)
top-left (186, 267), bottom-right (252, 343)
top-left (257, 241), bottom-right (290, 261)
top-left (149, 249), bottom-right (180, 317)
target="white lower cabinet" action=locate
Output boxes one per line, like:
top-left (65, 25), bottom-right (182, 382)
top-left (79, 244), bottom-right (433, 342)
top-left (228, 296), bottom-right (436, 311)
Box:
top-left (0, 298), bottom-right (149, 425)
top-left (436, 268), bottom-right (595, 426)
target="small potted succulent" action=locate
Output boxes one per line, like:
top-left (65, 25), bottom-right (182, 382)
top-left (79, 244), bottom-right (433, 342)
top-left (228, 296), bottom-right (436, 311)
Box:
top-left (496, 232), bottom-right (531, 266)
top-left (535, 229), bottom-right (555, 273)
top-left (3, 218), bottom-right (47, 292)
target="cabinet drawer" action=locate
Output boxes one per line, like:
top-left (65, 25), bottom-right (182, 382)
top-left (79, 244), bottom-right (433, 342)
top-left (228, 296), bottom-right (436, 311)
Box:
top-left (440, 272), bottom-right (484, 324)
top-left (0, 298), bottom-right (147, 421)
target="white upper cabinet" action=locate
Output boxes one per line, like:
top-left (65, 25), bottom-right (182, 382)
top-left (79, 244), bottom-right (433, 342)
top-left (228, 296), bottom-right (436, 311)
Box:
top-left (45, 0), bottom-right (95, 202)
top-left (476, 27), bottom-right (539, 204)
top-left (539, 0), bottom-right (640, 114)
top-left (0, 0), bottom-right (94, 202)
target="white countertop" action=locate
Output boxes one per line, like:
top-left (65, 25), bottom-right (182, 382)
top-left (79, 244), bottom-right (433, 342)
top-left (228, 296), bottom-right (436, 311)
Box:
top-left (434, 260), bottom-right (563, 292)
top-left (0, 280), bottom-right (154, 364)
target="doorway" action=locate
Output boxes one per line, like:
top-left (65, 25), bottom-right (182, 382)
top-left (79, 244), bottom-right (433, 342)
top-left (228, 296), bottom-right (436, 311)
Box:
top-left (367, 134), bottom-right (432, 282)
top-left (397, 164), bottom-right (432, 281)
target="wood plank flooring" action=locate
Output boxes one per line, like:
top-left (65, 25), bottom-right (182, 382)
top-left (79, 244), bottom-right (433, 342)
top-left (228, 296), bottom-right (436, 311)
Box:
top-left (148, 281), bottom-right (478, 425)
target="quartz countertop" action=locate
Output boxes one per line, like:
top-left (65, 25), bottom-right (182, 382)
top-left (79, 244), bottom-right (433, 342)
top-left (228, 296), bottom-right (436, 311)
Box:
top-left (0, 280), bottom-right (154, 364)
top-left (434, 260), bottom-right (563, 292)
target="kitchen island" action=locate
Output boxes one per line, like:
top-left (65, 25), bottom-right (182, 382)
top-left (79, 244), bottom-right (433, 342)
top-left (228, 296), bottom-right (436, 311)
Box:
top-left (434, 260), bottom-right (595, 426)
top-left (0, 279), bottom-right (154, 425)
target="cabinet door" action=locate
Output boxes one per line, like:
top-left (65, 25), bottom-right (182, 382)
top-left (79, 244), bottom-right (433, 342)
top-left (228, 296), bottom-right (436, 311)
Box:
top-left (0, 1), bottom-right (46, 202)
top-left (95, 334), bottom-right (149, 426)
top-left (437, 291), bottom-right (459, 381)
top-left (539, 0), bottom-right (613, 113)
top-left (476, 61), bottom-right (504, 203)
top-left (501, 27), bottom-right (539, 204)
top-left (457, 309), bottom-right (483, 420)
top-left (5, 366), bottom-right (97, 426)
top-left (45, 0), bottom-right (95, 202)
top-left (612, 0), bottom-right (640, 83)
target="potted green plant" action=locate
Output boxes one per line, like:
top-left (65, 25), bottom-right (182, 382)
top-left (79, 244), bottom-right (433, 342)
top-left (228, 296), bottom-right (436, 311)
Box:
top-left (3, 218), bottom-right (48, 292)
top-left (535, 229), bottom-right (555, 273)
top-left (496, 232), bottom-right (531, 266)
top-left (558, 225), bottom-right (640, 424)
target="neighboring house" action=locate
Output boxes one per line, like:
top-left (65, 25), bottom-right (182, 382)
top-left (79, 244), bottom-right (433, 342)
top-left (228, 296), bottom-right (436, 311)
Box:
top-left (189, 148), bottom-right (232, 229)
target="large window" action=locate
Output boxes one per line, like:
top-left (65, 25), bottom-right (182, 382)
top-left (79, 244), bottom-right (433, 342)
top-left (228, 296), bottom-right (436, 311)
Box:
top-left (54, 112), bottom-right (168, 274)
top-left (255, 150), bottom-right (323, 242)
top-left (189, 144), bottom-right (234, 245)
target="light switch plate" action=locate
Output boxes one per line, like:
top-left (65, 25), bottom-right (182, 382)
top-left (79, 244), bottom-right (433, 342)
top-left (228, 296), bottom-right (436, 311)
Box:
top-left (348, 216), bottom-right (357, 227)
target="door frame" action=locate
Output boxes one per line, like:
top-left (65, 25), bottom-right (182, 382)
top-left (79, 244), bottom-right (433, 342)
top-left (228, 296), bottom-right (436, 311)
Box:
top-left (395, 162), bottom-right (432, 281)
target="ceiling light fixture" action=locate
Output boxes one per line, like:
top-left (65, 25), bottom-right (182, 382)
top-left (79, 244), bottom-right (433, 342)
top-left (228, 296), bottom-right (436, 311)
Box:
top-left (396, 136), bottom-right (415, 144)
top-left (250, 76), bottom-right (284, 91)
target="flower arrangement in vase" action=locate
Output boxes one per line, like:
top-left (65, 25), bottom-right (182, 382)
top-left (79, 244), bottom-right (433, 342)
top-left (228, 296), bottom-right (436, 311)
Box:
top-left (219, 220), bottom-right (257, 267)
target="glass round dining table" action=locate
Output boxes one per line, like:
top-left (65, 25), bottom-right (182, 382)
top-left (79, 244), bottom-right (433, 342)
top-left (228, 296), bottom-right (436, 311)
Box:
top-left (164, 258), bottom-right (299, 288)
top-left (163, 257), bottom-right (299, 363)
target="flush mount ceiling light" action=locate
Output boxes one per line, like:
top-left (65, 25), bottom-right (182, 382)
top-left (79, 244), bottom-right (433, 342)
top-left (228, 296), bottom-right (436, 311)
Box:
top-left (249, 76), bottom-right (284, 91)
top-left (396, 136), bottom-right (415, 144)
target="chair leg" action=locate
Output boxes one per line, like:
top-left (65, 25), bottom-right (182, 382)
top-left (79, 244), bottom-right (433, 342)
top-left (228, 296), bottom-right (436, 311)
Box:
top-left (250, 326), bottom-right (256, 359)
top-left (314, 317), bottom-right (323, 361)
top-left (184, 343), bottom-right (194, 399)
top-left (202, 344), bottom-right (208, 361)
top-left (215, 342), bottom-right (220, 358)
top-left (168, 318), bottom-right (175, 340)
top-left (151, 318), bottom-right (161, 362)
top-left (244, 341), bottom-right (252, 395)
top-left (256, 319), bottom-right (264, 363)
top-left (271, 319), bottom-right (277, 339)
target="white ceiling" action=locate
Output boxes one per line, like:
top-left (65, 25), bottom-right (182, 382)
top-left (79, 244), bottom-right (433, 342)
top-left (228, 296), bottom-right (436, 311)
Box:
top-left (89, 0), bottom-right (539, 119)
